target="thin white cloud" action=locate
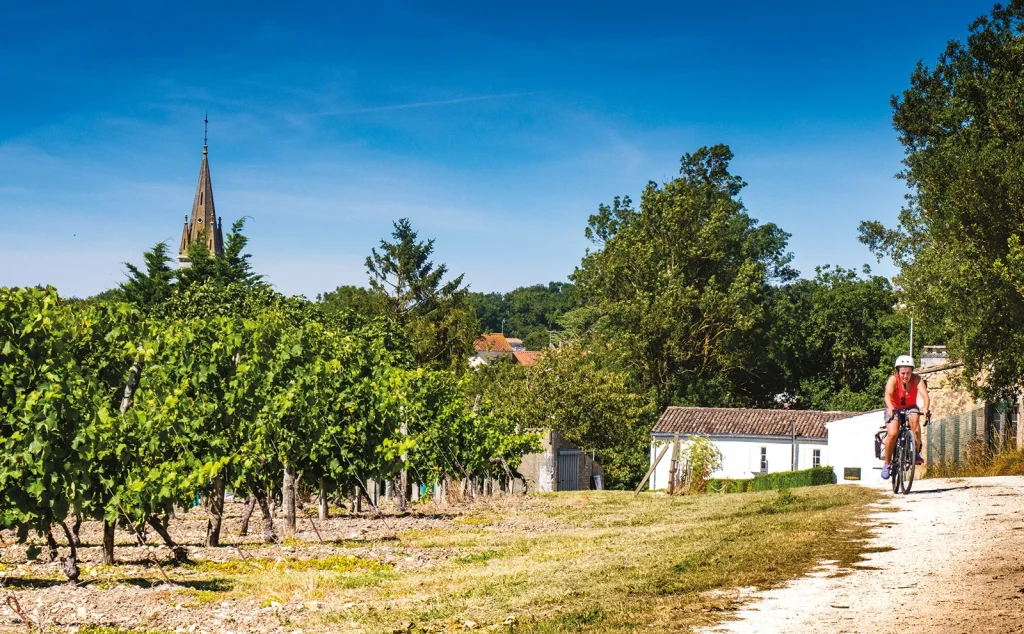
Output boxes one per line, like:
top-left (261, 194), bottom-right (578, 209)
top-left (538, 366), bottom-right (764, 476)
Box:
top-left (307, 92), bottom-right (539, 117)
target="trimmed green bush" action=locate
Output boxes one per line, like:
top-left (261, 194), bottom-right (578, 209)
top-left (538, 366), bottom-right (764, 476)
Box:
top-left (706, 466), bottom-right (835, 494)
top-left (706, 477), bottom-right (753, 493)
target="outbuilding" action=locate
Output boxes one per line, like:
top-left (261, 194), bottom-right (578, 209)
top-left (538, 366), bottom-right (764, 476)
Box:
top-left (824, 410), bottom-right (888, 487)
top-left (648, 407), bottom-right (861, 489)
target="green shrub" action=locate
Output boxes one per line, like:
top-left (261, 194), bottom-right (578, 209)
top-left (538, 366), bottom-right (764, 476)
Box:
top-left (706, 466), bottom-right (834, 494)
top-left (706, 478), bottom-right (754, 493)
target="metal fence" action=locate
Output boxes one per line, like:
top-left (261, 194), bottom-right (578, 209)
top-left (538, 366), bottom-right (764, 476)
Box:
top-left (926, 402), bottom-right (1017, 467)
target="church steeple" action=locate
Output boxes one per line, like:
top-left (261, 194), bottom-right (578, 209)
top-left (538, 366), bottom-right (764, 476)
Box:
top-left (178, 116), bottom-right (225, 263)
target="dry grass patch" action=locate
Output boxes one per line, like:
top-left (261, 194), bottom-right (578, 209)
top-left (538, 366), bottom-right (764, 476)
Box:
top-left (0, 487), bottom-right (880, 633)
top-left (298, 486), bottom-right (880, 633)
top-left (187, 553), bottom-right (389, 575)
top-left (925, 445), bottom-right (1024, 478)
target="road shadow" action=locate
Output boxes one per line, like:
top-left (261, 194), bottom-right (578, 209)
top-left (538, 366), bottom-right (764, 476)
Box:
top-left (909, 487), bottom-right (965, 495)
top-left (3, 576), bottom-right (233, 591)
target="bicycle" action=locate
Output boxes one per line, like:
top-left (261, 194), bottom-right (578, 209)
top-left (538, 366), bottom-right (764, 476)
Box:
top-left (882, 409), bottom-right (929, 494)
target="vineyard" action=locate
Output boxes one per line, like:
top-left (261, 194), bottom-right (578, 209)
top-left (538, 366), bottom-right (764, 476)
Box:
top-left (0, 284), bottom-right (539, 585)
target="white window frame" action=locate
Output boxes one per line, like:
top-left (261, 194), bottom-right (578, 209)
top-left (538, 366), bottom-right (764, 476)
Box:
top-left (812, 448), bottom-right (821, 467)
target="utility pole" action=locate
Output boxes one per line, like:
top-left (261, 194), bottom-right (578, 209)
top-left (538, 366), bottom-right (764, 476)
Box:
top-left (910, 317), bottom-right (914, 358)
top-left (667, 432), bottom-right (681, 495)
top-left (398, 417), bottom-right (409, 512)
top-left (785, 402), bottom-right (797, 471)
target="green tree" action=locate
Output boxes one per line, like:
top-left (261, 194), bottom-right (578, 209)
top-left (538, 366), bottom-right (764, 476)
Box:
top-left (468, 282), bottom-right (576, 349)
top-left (366, 218), bottom-right (476, 370)
top-left (178, 218), bottom-right (264, 291)
top-left (470, 347), bottom-right (653, 488)
top-left (860, 1), bottom-right (1024, 398)
top-left (570, 145), bottom-right (794, 407)
top-left (679, 436), bottom-right (723, 494)
top-left (120, 242), bottom-right (176, 308)
top-left (467, 291), bottom-right (505, 333)
top-left (792, 267), bottom-right (919, 410)
top-left (317, 285), bottom-right (383, 318)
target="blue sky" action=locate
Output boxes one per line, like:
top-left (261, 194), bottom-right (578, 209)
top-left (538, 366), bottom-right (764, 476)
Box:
top-left (0, 1), bottom-right (994, 298)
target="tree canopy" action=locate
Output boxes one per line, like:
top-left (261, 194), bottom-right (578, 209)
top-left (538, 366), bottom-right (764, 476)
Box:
top-left (570, 145), bottom-right (795, 407)
top-left (468, 282), bottom-right (575, 350)
top-left (361, 218), bottom-right (476, 371)
top-left (860, 1), bottom-right (1024, 398)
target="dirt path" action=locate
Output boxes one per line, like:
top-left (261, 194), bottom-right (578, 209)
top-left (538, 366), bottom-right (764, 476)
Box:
top-left (701, 476), bottom-right (1024, 634)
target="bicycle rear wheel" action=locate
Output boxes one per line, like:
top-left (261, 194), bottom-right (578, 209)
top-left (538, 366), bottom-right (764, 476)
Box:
top-left (900, 430), bottom-right (916, 494)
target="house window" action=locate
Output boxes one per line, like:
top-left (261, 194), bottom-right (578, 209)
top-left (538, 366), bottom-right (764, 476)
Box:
top-left (813, 449), bottom-right (821, 467)
top-left (759, 447), bottom-right (768, 472)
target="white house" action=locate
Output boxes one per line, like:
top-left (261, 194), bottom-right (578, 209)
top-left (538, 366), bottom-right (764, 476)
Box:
top-left (824, 410), bottom-right (891, 487)
top-left (648, 407), bottom-right (861, 489)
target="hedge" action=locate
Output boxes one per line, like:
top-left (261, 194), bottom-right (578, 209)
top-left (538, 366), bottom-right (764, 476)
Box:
top-left (706, 466), bottom-right (835, 494)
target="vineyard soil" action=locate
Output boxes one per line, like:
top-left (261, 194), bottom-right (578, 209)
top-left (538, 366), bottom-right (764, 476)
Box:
top-left (0, 487), bottom-right (879, 633)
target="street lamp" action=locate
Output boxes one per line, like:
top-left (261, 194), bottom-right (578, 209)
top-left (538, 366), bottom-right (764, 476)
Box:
top-left (894, 302), bottom-right (914, 358)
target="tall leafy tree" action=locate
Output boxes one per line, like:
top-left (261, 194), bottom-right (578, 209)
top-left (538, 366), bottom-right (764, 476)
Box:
top-left (317, 285), bottom-right (383, 318)
top-left (860, 1), bottom-right (1024, 399)
top-left (120, 242), bottom-right (176, 308)
top-left (469, 347), bottom-right (653, 489)
top-left (467, 291), bottom-right (505, 334)
top-left (178, 217), bottom-right (264, 291)
top-left (768, 267), bottom-right (931, 411)
top-left (366, 218), bottom-right (476, 370)
top-left (469, 282), bottom-right (576, 349)
top-left (571, 145), bottom-right (794, 407)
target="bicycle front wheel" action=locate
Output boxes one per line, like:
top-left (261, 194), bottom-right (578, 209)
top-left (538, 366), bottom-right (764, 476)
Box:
top-left (900, 430), bottom-right (916, 494)
top-left (891, 436), bottom-right (902, 494)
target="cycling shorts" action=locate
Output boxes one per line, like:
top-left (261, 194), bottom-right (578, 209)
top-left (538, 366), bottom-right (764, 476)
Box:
top-left (885, 405), bottom-right (921, 423)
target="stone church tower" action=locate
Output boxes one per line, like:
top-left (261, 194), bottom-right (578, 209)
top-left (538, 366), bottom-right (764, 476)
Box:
top-left (178, 127), bottom-right (224, 263)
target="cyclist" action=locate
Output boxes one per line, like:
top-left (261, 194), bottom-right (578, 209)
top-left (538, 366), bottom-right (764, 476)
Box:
top-left (881, 355), bottom-right (931, 480)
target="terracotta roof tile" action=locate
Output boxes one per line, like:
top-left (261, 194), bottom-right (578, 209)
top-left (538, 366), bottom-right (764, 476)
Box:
top-left (652, 407), bottom-right (861, 439)
top-left (474, 333), bottom-right (513, 353)
top-left (513, 351), bottom-right (541, 366)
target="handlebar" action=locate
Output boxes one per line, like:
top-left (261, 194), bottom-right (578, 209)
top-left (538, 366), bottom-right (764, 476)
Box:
top-left (886, 409), bottom-right (931, 426)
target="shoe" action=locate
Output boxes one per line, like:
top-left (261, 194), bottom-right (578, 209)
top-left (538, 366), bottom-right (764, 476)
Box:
top-left (881, 464), bottom-right (890, 480)
top-left (916, 453), bottom-right (924, 465)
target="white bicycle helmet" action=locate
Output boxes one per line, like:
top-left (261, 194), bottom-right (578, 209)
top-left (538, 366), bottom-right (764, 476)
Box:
top-left (894, 354), bottom-right (915, 369)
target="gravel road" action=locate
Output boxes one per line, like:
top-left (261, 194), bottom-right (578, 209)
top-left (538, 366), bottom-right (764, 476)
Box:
top-left (701, 476), bottom-right (1024, 634)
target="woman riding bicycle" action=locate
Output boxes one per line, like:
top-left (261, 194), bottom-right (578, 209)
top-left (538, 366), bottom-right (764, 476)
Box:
top-left (881, 355), bottom-right (931, 481)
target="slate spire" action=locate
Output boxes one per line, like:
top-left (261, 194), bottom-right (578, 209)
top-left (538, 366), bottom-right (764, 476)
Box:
top-left (178, 116), bottom-right (224, 263)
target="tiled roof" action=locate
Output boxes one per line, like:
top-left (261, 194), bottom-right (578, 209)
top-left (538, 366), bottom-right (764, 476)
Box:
top-left (651, 407), bottom-right (861, 439)
top-left (474, 333), bottom-right (513, 353)
top-left (513, 351), bottom-right (541, 366)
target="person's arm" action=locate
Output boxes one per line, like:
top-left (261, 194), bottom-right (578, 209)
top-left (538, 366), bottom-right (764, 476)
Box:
top-left (884, 375), bottom-right (895, 417)
top-left (918, 376), bottom-right (931, 419)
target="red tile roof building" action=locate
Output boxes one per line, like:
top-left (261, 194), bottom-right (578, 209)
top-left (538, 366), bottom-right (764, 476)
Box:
top-left (473, 333), bottom-right (513, 353)
top-left (512, 351), bottom-right (542, 367)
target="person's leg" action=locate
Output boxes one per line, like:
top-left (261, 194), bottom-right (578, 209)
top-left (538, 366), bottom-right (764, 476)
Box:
top-left (908, 411), bottom-right (923, 463)
top-left (883, 412), bottom-right (898, 478)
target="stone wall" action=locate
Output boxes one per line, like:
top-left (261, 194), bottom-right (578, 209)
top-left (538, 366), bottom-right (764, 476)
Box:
top-left (917, 361), bottom-right (1021, 467)
top-left (919, 362), bottom-right (981, 419)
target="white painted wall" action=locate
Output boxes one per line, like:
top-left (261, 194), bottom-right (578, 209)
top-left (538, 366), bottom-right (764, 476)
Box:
top-left (648, 435), bottom-right (829, 490)
top-left (824, 410), bottom-right (888, 487)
